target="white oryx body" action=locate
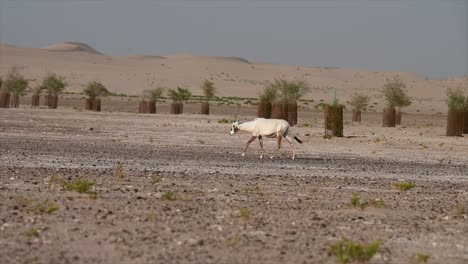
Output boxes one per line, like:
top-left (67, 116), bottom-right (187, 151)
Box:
top-left (230, 118), bottom-right (302, 159)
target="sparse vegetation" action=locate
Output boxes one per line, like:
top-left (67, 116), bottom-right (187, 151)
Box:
top-left (146, 212), bottom-right (157, 221)
top-left (370, 199), bottom-right (385, 208)
top-left (161, 191), bottom-right (176, 201)
top-left (83, 81), bottom-right (110, 98)
top-left (150, 175), bottom-right (162, 185)
top-left (351, 194), bottom-right (361, 208)
top-left (411, 252), bottom-right (430, 264)
top-left (218, 118), bottom-right (230, 124)
top-left (24, 228), bottom-right (40, 238)
top-left (15, 196), bottom-right (60, 214)
top-left (147, 87), bottom-right (164, 102)
top-left (454, 203), bottom-right (465, 219)
top-left (446, 88), bottom-right (467, 111)
top-left (239, 207), bottom-right (251, 220)
top-left (168, 86), bottom-right (192, 103)
top-left (3, 67), bottom-right (29, 107)
top-left (382, 76), bottom-right (412, 108)
top-left (63, 178), bottom-right (96, 194)
top-left (226, 235), bottom-right (241, 247)
top-left (41, 73), bottom-right (67, 96)
top-left (349, 194), bottom-right (385, 209)
top-left (328, 237), bottom-right (382, 264)
top-left (115, 163), bottom-right (125, 179)
top-left (348, 93), bottom-right (370, 112)
top-left (202, 80), bottom-right (216, 102)
top-left (393, 181), bottom-right (416, 191)
top-left (83, 81), bottom-right (109, 111)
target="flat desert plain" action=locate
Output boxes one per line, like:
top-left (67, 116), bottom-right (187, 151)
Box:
top-left (0, 104), bottom-right (467, 264)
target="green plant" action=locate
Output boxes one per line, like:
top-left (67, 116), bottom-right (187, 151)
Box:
top-left (328, 237), bottom-right (382, 264)
top-left (115, 163), bottom-right (125, 179)
top-left (348, 94), bottom-right (370, 111)
top-left (411, 252), bottom-right (430, 264)
top-left (446, 88), bottom-right (467, 111)
top-left (454, 203), bottom-right (465, 219)
top-left (3, 67), bottom-right (29, 96)
top-left (149, 87), bottom-right (164, 102)
top-left (202, 80), bottom-right (216, 102)
top-left (382, 76), bottom-right (412, 109)
top-left (168, 87), bottom-right (192, 103)
top-left (226, 235), bottom-right (241, 247)
top-left (370, 199), bottom-right (385, 208)
top-left (239, 207), bottom-right (251, 220)
top-left (150, 175), bottom-right (162, 185)
top-left (24, 228), bottom-right (40, 238)
top-left (266, 78), bottom-right (310, 104)
top-left (35, 200), bottom-right (60, 214)
top-left (161, 191), bottom-right (176, 201)
top-left (146, 212), bottom-right (157, 221)
top-left (64, 179), bottom-right (95, 194)
top-left (218, 118), bottom-right (230, 124)
top-left (40, 73), bottom-right (67, 95)
top-left (83, 81), bottom-right (110, 98)
top-left (351, 194), bottom-right (361, 208)
top-left (393, 181), bottom-right (416, 191)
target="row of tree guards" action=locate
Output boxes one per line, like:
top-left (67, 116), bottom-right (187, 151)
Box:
top-left (2, 69), bottom-right (467, 137)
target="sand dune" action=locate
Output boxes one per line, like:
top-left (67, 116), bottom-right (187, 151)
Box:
top-left (42, 42), bottom-right (102, 54)
top-left (1, 42), bottom-right (467, 113)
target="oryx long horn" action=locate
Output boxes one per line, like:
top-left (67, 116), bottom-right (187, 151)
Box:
top-left (234, 104), bottom-right (241, 120)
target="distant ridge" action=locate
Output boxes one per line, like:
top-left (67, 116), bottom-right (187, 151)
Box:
top-left (43, 42), bottom-right (102, 55)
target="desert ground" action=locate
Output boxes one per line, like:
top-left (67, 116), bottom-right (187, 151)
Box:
top-left (0, 102), bottom-right (467, 264)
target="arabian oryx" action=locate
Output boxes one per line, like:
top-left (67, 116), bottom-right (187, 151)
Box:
top-left (230, 118), bottom-right (303, 159)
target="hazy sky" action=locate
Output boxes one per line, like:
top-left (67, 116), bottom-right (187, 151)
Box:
top-left (1, 0), bottom-right (467, 79)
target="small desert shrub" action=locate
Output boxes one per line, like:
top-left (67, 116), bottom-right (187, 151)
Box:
top-left (244, 186), bottom-right (264, 197)
top-left (115, 163), bottom-right (125, 179)
top-left (349, 195), bottom-right (385, 209)
top-left (35, 200), bottom-right (60, 214)
top-left (218, 118), bottom-right (230, 124)
top-left (411, 252), bottom-right (430, 264)
top-left (328, 237), bottom-right (382, 264)
top-left (226, 235), bottom-right (241, 247)
top-left (150, 175), bottom-right (162, 185)
top-left (299, 122), bottom-right (314, 127)
top-left (446, 88), bottom-right (467, 111)
top-left (393, 181), bottom-right (416, 191)
top-left (24, 228), bottom-right (40, 238)
top-left (146, 212), bottom-right (157, 221)
top-left (15, 196), bottom-right (59, 214)
top-left (161, 191), bottom-right (176, 201)
top-left (351, 194), bottom-right (361, 208)
top-left (454, 203), bottom-right (465, 219)
top-left (64, 179), bottom-right (95, 194)
top-left (382, 76), bottom-right (412, 108)
top-left (239, 207), bottom-right (251, 220)
top-left (370, 199), bottom-right (385, 208)
top-left (348, 94), bottom-right (370, 111)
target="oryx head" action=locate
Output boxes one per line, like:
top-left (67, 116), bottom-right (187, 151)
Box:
top-left (229, 104), bottom-right (241, 135)
top-left (230, 120), bottom-right (240, 135)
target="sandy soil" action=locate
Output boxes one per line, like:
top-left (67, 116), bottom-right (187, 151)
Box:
top-left (0, 107), bottom-right (467, 264)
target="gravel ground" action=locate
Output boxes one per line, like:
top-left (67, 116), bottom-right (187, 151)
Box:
top-left (0, 108), bottom-right (467, 264)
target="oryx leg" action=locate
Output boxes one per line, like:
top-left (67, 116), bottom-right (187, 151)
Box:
top-left (284, 135), bottom-right (296, 159)
top-left (270, 135), bottom-right (282, 159)
top-left (242, 136), bottom-right (257, 157)
top-left (258, 135), bottom-right (264, 159)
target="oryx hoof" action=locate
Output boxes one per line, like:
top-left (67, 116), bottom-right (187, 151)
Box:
top-left (241, 153), bottom-right (245, 157)
top-left (292, 156), bottom-right (296, 160)
top-left (270, 156), bottom-right (275, 159)
top-left (259, 155), bottom-right (264, 159)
